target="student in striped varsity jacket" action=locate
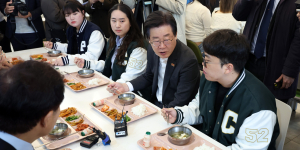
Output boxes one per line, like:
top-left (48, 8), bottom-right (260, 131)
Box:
top-left (44, 0), bottom-right (106, 66)
top-left (162, 29), bottom-right (280, 150)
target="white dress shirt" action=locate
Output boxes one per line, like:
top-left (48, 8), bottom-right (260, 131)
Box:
top-left (251, 0), bottom-right (280, 57)
top-left (156, 58), bottom-right (168, 103)
top-left (0, 132), bottom-right (34, 150)
top-left (126, 58), bottom-right (168, 103)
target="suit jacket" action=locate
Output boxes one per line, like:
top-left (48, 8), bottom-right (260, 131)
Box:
top-left (83, 0), bottom-right (118, 38)
top-left (0, 0), bottom-right (45, 39)
top-left (0, 138), bottom-right (16, 150)
top-left (233, 0), bottom-right (300, 99)
top-left (130, 39), bottom-right (200, 108)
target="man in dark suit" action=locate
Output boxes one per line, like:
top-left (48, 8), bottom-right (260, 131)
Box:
top-left (84, 0), bottom-right (118, 38)
top-left (233, 0), bottom-right (300, 103)
top-left (0, 0), bottom-right (45, 51)
top-left (107, 11), bottom-right (200, 108)
top-left (0, 61), bottom-right (64, 149)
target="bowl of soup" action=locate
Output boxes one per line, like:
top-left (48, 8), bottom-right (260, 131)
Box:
top-left (167, 126), bottom-right (192, 146)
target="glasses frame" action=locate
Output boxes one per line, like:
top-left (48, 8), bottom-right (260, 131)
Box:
top-left (202, 52), bottom-right (223, 68)
top-left (149, 38), bottom-right (174, 47)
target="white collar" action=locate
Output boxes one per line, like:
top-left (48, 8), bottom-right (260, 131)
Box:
top-left (0, 131), bottom-right (33, 150)
top-left (227, 69), bottom-right (246, 97)
top-left (159, 58), bottom-right (168, 63)
top-left (78, 19), bottom-right (88, 33)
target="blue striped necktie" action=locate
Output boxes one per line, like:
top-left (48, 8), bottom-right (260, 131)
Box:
top-left (254, 0), bottom-right (275, 59)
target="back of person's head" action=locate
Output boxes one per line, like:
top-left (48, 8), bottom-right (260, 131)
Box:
top-left (63, 0), bottom-right (85, 15)
top-left (220, 0), bottom-right (237, 13)
top-left (203, 29), bottom-right (249, 73)
top-left (108, 3), bottom-right (144, 66)
top-left (0, 61), bottom-right (64, 135)
top-left (144, 11), bottom-right (177, 39)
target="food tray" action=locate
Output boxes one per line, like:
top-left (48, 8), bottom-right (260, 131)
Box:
top-left (64, 72), bottom-right (110, 92)
top-left (39, 108), bottom-right (102, 150)
top-left (90, 94), bottom-right (158, 124)
top-left (29, 53), bottom-right (65, 62)
top-left (7, 56), bottom-right (24, 65)
top-left (137, 125), bottom-right (222, 150)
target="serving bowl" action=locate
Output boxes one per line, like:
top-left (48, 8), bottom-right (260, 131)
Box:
top-left (48, 123), bottom-right (68, 139)
top-left (78, 69), bottom-right (95, 78)
top-left (118, 93), bottom-right (135, 105)
top-left (47, 50), bottom-right (62, 57)
top-left (167, 126), bottom-right (192, 146)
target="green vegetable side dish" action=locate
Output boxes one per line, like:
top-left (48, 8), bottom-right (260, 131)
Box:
top-left (35, 57), bottom-right (42, 60)
top-left (125, 115), bottom-right (131, 122)
top-left (65, 115), bottom-right (80, 121)
top-left (67, 83), bottom-right (75, 85)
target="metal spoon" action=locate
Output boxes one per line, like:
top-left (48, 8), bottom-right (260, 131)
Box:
top-left (157, 132), bottom-right (168, 136)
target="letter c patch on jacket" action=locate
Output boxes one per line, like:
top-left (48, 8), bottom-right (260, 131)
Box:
top-left (221, 110), bottom-right (238, 134)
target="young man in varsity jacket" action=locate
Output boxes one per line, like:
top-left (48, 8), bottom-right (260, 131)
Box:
top-left (162, 29), bottom-right (280, 150)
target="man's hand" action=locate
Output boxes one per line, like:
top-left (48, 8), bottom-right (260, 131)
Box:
top-left (107, 82), bottom-right (129, 95)
top-left (18, 12), bottom-right (32, 19)
top-left (4, 0), bottom-right (14, 14)
top-left (89, 0), bottom-right (99, 4)
top-left (276, 74), bottom-right (295, 89)
top-left (297, 12), bottom-right (300, 22)
top-left (43, 41), bottom-right (53, 49)
top-left (53, 57), bottom-right (64, 66)
top-left (161, 108), bottom-right (177, 124)
top-left (74, 57), bottom-right (84, 68)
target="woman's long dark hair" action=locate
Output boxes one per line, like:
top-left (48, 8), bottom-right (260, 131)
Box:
top-left (108, 3), bottom-right (144, 66)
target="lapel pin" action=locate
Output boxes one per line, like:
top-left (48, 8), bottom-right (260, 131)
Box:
top-left (171, 63), bottom-right (175, 67)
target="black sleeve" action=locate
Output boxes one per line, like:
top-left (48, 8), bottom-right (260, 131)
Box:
top-left (232, 0), bottom-right (255, 21)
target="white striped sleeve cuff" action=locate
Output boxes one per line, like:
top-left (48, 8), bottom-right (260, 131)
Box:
top-left (61, 55), bottom-right (69, 65)
top-left (83, 60), bottom-right (91, 69)
top-left (173, 109), bottom-right (184, 124)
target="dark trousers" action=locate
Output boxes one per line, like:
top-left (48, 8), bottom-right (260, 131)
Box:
top-left (245, 53), bottom-right (266, 82)
top-left (10, 33), bottom-right (43, 51)
top-left (0, 20), bottom-right (11, 52)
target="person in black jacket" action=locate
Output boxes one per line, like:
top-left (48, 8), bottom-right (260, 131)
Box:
top-left (0, 0), bottom-right (45, 51)
top-left (233, 0), bottom-right (300, 103)
top-left (84, 0), bottom-right (118, 38)
top-left (107, 11), bottom-right (200, 108)
top-left (0, 61), bottom-right (64, 150)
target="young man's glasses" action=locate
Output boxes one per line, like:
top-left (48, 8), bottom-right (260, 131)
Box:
top-left (202, 52), bottom-right (223, 68)
top-left (150, 38), bottom-right (174, 47)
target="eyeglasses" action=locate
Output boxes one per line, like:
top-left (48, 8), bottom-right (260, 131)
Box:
top-left (149, 38), bottom-right (174, 47)
top-left (202, 53), bottom-right (223, 68)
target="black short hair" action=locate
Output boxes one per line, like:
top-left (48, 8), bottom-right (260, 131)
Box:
top-left (203, 29), bottom-right (250, 72)
top-left (144, 11), bottom-right (177, 39)
top-left (0, 61), bottom-right (64, 135)
top-left (63, 0), bottom-right (85, 15)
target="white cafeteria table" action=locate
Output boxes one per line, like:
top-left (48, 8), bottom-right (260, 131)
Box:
top-left (5, 47), bottom-right (228, 150)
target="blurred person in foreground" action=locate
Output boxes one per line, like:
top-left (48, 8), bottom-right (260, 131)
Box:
top-left (162, 29), bottom-right (279, 149)
top-left (107, 11), bottom-right (200, 108)
top-left (0, 61), bottom-right (65, 150)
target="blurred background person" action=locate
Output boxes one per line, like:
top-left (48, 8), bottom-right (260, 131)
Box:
top-left (0, 0), bottom-right (45, 51)
top-left (209, 0), bottom-right (245, 35)
top-left (199, 0), bottom-right (219, 13)
top-left (41, 0), bottom-right (68, 43)
top-left (83, 0), bottom-right (118, 38)
top-left (153, 0), bottom-right (187, 45)
top-left (233, 0), bottom-right (300, 103)
top-left (44, 0), bottom-right (106, 66)
top-left (0, 61), bottom-right (64, 150)
top-left (185, 0), bottom-right (211, 52)
top-left (0, 11), bottom-right (11, 52)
